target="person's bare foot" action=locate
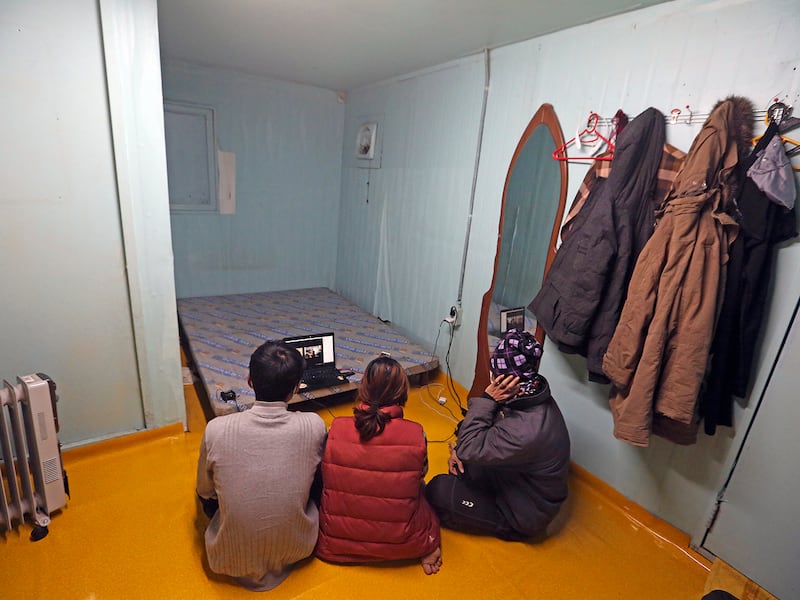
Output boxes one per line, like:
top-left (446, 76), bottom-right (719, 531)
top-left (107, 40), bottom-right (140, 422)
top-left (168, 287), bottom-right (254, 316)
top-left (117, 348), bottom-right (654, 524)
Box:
top-left (421, 546), bottom-right (442, 575)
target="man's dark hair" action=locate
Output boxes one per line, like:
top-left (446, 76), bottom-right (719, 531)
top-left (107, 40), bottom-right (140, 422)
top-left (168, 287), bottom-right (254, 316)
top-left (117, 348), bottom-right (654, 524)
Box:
top-left (249, 341), bottom-right (304, 402)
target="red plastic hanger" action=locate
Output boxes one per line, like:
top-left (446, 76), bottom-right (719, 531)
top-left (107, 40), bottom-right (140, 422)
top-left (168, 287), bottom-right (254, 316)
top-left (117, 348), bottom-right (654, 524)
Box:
top-left (552, 112), bottom-right (615, 162)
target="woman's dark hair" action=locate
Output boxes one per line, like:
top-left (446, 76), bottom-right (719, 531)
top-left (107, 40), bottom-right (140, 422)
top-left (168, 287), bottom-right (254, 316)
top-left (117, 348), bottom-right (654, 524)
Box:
top-left (353, 356), bottom-right (409, 442)
top-left (249, 341), bottom-right (304, 402)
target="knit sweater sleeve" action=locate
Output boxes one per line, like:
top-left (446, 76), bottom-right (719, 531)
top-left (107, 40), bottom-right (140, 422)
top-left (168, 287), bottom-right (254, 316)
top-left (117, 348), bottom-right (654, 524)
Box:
top-left (196, 432), bottom-right (215, 500)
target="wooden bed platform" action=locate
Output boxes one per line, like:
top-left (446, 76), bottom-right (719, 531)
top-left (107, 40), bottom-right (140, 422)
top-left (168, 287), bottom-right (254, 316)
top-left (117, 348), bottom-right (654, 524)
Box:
top-left (178, 287), bottom-right (439, 417)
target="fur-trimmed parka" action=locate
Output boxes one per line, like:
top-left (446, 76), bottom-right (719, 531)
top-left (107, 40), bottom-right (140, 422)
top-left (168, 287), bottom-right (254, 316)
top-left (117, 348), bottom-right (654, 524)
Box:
top-left (603, 96), bottom-right (754, 447)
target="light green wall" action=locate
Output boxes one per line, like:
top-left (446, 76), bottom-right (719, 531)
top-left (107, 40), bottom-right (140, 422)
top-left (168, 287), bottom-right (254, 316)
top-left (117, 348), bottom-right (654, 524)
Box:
top-left (163, 61), bottom-right (345, 298)
top-left (0, 0), bottom-right (183, 445)
top-left (99, 0), bottom-right (185, 430)
top-left (336, 59), bottom-right (485, 334)
top-left (337, 0), bottom-right (800, 538)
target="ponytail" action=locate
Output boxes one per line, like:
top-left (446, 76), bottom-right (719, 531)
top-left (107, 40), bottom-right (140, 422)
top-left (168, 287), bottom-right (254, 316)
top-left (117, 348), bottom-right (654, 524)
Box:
top-left (352, 356), bottom-right (409, 442)
top-left (353, 403), bottom-right (388, 442)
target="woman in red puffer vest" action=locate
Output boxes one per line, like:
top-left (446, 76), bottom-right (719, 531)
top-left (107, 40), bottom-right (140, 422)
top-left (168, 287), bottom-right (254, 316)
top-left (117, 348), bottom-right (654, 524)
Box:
top-left (316, 356), bottom-right (442, 574)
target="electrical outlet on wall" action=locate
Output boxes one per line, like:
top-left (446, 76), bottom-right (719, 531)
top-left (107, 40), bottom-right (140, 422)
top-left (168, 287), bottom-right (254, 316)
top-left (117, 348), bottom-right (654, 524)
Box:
top-left (445, 304), bottom-right (462, 327)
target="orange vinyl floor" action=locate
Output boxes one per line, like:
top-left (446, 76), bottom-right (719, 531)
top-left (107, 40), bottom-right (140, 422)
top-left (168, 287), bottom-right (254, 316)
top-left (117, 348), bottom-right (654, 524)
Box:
top-left (1, 372), bottom-right (716, 599)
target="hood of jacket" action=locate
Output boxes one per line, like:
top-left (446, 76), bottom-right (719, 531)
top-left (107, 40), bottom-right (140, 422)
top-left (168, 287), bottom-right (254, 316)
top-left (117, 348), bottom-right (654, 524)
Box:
top-left (669, 95), bottom-right (754, 208)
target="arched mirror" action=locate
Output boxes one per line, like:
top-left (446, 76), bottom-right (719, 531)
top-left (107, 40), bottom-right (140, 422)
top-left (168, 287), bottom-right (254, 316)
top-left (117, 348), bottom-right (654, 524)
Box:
top-left (469, 103), bottom-right (568, 397)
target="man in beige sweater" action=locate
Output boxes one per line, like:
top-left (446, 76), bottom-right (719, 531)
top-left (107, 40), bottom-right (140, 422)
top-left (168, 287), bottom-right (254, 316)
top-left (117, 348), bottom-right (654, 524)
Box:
top-left (196, 341), bottom-right (327, 591)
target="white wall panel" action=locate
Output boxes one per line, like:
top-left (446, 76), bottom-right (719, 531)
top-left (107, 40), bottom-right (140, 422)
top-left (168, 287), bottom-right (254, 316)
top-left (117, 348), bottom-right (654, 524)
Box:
top-left (702, 248), bottom-right (800, 598)
top-left (100, 0), bottom-right (185, 429)
top-left (0, 0), bottom-right (146, 443)
top-left (337, 59), bottom-right (485, 347)
top-left (164, 61), bottom-right (344, 298)
top-left (339, 0), bottom-right (800, 536)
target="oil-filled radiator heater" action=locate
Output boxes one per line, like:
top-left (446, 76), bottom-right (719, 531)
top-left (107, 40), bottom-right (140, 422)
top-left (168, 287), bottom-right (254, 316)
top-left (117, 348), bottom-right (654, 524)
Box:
top-left (0, 373), bottom-right (68, 540)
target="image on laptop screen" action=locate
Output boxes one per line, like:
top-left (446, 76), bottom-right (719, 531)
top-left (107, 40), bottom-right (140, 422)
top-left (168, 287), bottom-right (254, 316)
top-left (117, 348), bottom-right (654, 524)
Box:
top-left (283, 332), bottom-right (335, 369)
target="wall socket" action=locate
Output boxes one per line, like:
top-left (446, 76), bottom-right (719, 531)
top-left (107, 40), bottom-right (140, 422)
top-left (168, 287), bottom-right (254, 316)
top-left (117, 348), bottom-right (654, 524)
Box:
top-left (445, 304), bottom-right (461, 327)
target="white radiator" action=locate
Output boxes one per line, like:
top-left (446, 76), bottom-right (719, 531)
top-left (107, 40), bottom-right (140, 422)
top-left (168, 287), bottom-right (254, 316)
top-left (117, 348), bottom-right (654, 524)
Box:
top-left (0, 373), bottom-right (67, 540)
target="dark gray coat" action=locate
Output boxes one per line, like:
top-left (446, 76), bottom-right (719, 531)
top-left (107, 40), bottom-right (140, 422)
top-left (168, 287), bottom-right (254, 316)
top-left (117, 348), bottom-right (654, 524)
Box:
top-left (455, 377), bottom-right (570, 536)
top-left (529, 108), bottom-right (666, 382)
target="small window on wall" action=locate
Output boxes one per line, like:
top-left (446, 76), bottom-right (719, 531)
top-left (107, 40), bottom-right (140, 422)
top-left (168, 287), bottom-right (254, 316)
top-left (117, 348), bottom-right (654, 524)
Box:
top-left (164, 101), bottom-right (218, 212)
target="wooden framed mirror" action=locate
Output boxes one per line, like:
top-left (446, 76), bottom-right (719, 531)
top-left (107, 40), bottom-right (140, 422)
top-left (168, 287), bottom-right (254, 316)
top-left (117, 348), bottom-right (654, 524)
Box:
top-left (469, 103), bottom-right (568, 398)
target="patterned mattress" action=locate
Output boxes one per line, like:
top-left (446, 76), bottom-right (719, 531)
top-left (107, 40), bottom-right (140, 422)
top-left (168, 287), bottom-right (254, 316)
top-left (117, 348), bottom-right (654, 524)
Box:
top-left (178, 288), bottom-right (439, 416)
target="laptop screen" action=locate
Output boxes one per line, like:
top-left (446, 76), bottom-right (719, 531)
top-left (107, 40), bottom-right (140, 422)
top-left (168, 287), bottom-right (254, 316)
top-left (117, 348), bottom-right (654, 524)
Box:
top-left (283, 332), bottom-right (336, 369)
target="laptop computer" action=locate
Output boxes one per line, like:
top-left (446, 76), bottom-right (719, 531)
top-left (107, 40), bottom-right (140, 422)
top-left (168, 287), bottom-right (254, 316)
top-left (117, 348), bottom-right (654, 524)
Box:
top-left (283, 332), bottom-right (350, 390)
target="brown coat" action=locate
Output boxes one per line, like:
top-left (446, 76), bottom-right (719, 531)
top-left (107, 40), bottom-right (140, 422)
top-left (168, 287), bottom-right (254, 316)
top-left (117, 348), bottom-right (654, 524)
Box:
top-left (602, 97), bottom-right (753, 447)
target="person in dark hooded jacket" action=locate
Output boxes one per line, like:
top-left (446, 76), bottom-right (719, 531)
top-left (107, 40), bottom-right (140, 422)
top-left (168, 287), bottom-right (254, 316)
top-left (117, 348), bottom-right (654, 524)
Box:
top-left (426, 330), bottom-right (570, 540)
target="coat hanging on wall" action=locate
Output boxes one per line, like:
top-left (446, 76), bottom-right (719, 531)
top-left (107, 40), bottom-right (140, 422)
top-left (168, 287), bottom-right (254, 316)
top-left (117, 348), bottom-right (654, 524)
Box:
top-left (530, 107), bottom-right (668, 383)
top-left (700, 119), bottom-right (798, 434)
top-left (603, 96), bottom-right (755, 447)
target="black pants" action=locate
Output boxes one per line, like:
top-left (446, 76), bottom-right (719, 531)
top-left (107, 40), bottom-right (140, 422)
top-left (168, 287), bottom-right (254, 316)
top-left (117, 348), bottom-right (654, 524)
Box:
top-left (426, 473), bottom-right (525, 541)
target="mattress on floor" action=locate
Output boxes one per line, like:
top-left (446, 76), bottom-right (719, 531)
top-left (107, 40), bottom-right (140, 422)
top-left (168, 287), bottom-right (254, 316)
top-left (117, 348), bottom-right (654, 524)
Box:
top-left (178, 288), bottom-right (439, 416)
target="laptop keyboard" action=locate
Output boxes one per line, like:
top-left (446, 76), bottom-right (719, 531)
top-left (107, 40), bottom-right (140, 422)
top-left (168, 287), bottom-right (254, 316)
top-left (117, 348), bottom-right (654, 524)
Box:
top-left (302, 367), bottom-right (347, 390)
